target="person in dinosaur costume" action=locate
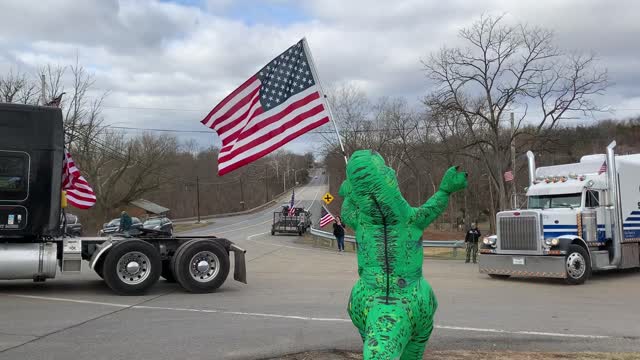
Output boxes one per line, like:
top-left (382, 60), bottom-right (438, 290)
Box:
top-left (339, 150), bottom-right (468, 360)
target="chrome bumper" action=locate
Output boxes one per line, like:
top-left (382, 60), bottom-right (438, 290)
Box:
top-left (479, 254), bottom-right (567, 278)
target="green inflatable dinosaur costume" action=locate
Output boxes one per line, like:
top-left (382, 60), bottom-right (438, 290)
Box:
top-left (339, 150), bottom-right (468, 360)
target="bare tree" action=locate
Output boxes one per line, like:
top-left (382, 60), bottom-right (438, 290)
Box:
top-left (0, 69), bottom-right (38, 104)
top-left (423, 15), bottom-right (608, 210)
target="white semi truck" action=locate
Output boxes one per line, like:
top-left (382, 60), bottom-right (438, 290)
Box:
top-left (479, 141), bottom-right (640, 284)
top-left (0, 103), bottom-right (247, 295)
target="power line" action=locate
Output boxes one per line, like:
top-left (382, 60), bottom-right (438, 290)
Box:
top-left (100, 104), bottom-right (640, 113)
top-left (67, 127), bottom-right (302, 186)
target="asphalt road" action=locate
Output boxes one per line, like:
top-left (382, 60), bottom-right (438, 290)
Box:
top-left (1, 170), bottom-right (640, 360)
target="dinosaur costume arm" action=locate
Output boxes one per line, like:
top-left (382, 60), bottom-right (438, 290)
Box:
top-left (414, 190), bottom-right (451, 230)
top-left (414, 166), bottom-right (468, 230)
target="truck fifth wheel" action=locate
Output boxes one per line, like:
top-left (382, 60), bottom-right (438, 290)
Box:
top-left (0, 103), bottom-right (247, 295)
top-left (479, 141), bottom-right (640, 284)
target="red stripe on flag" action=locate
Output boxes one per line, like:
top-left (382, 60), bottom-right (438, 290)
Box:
top-left (218, 102), bottom-right (325, 163)
top-left (63, 149), bottom-right (96, 209)
top-left (220, 91), bottom-right (319, 149)
top-left (217, 94), bottom-right (262, 135)
top-left (211, 86), bottom-right (261, 130)
top-left (218, 116), bottom-right (329, 176)
top-left (201, 76), bottom-right (259, 126)
top-left (237, 92), bottom-right (321, 139)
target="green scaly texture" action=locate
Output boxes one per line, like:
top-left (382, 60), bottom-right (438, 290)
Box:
top-left (339, 150), bottom-right (467, 360)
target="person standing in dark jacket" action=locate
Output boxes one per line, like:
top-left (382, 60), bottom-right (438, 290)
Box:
top-left (333, 216), bottom-right (345, 252)
top-left (119, 211), bottom-right (133, 234)
top-left (465, 222), bottom-right (481, 263)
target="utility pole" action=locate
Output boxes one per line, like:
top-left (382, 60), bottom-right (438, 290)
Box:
top-left (283, 170), bottom-right (287, 193)
top-left (240, 178), bottom-right (245, 210)
top-left (196, 176), bottom-right (201, 223)
top-left (40, 74), bottom-right (46, 105)
top-left (510, 112), bottom-right (517, 209)
top-left (265, 166), bottom-right (269, 203)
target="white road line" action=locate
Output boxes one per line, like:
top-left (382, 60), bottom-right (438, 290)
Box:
top-left (244, 237), bottom-right (331, 253)
top-left (1, 294), bottom-right (130, 308)
top-left (0, 294), bottom-right (612, 340)
top-left (435, 325), bottom-right (610, 339)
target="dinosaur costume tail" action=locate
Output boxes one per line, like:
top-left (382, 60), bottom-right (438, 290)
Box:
top-left (362, 304), bottom-right (412, 360)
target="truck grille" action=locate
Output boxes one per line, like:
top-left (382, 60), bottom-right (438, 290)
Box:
top-left (498, 216), bottom-right (538, 251)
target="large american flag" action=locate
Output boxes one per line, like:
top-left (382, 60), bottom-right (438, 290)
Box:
top-left (62, 149), bottom-right (96, 209)
top-left (201, 39), bottom-right (330, 175)
top-left (319, 205), bottom-right (335, 228)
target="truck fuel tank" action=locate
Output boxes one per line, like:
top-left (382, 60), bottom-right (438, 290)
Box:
top-left (0, 242), bottom-right (57, 280)
top-left (580, 209), bottom-right (598, 244)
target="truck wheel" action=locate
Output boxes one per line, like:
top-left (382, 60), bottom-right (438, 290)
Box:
top-left (161, 260), bottom-right (176, 283)
top-left (173, 240), bottom-right (230, 293)
top-left (489, 274), bottom-right (510, 279)
top-left (564, 244), bottom-right (591, 285)
top-left (103, 240), bottom-right (161, 295)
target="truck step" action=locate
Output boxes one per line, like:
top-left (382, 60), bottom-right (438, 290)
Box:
top-left (591, 250), bottom-right (612, 270)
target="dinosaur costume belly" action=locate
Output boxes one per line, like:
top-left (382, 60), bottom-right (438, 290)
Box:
top-left (339, 150), bottom-right (467, 360)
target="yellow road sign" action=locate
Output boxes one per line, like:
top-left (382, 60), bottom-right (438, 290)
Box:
top-left (322, 192), bottom-right (334, 205)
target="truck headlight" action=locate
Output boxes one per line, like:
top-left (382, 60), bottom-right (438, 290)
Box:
top-left (545, 238), bottom-right (560, 246)
top-left (483, 236), bottom-right (497, 246)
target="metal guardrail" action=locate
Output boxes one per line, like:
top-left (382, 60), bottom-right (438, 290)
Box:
top-left (309, 227), bottom-right (464, 248)
top-left (173, 185), bottom-right (303, 224)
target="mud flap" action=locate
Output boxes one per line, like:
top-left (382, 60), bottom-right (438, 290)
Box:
top-left (231, 244), bottom-right (247, 284)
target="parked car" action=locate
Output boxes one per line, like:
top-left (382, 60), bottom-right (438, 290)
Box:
top-left (142, 216), bottom-right (173, 235)
top-left (99, 217), bottom-right (143, 236)
top-left (63, 213), bottom-right (82, 236)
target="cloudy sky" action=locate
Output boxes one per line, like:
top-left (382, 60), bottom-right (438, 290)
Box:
top-left (1, 0), bottom-right (639, 155)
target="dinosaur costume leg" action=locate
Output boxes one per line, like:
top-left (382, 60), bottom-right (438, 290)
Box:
top-left (340, 150), bottom-right (467, 360)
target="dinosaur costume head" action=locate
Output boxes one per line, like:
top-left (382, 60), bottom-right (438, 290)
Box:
top-left (340, 149), bottom-right (467, 360)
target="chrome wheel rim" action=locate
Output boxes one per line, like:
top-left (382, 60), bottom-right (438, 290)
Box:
top-left (189, 251), bottom-right (220, 283)
top-left (117, 251), bottom-right (151, 285)
top-left (566, 252), bottom-right (586, 279)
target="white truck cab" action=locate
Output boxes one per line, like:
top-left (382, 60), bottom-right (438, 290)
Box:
top-left (479, 141), bottom-right (640, 284)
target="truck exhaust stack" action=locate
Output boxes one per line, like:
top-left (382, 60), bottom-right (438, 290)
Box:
top-left (606, 141), bottom-right (622, 267)
top-left (526, 151), bottom-right (536, 186)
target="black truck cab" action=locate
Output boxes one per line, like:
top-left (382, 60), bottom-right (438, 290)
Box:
top-left (0, 103), bottom-right (64, 240)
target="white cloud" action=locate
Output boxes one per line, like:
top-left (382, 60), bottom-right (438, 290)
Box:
top-left (1, 0), bottom-right (639, 153)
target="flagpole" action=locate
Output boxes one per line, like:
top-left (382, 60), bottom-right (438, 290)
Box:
top-left (302, 37), bottom-right (348, 165)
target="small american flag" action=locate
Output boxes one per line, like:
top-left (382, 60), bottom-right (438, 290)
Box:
top-left (319, 205), bottom-right (335, 228)
top-left (598, 161), bottom-right (607, 175)
top-left (504, 170), bottom-right (514, 182)
top-left (62, 149), bottom-right (96, 209)
top-left (201, 39), bottom-right (330, 176)
top-left (288, 189), bottom-right (296, 216)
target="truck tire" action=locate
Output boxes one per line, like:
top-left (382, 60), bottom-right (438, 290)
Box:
top-left (102, 240), bottom-right (162, 295)
top-left (488, 274), bottom-right (510, 279)
top-left (564, 244), bottom-right (591, 285)
top-left (161, 260), bottom-right (176, 283)
top-left (172, 239), bottom-right (230, 293)
top-left (94, 257), bottom-right (105, 279)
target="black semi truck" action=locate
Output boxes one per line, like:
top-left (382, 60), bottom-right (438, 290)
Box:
top-left (0, 103), bottom-right (246, 295)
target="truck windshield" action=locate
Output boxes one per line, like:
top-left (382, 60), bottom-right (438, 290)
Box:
top-left (528, 193), bottom-right (581, 209)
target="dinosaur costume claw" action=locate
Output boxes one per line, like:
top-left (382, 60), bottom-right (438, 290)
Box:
top-left (342, 150), bottom-right (467, 359)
